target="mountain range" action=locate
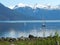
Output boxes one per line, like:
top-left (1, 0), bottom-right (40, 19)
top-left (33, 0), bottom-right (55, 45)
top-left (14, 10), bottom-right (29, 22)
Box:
top-left (13, 3), bottom-right (60, 20)
top-left (0, 3), bottom-right (60, 20)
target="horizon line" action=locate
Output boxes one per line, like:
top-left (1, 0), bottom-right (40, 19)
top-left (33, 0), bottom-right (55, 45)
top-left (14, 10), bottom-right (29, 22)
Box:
top-left (0, 20), bottom-right (60, 23)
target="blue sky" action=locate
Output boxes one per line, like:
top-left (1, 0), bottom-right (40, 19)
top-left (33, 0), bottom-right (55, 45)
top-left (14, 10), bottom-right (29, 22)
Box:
top-left (0, 0), bottom-right (60, 7)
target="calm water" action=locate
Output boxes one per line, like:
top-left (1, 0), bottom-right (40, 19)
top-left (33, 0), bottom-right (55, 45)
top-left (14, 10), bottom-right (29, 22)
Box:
top-left (0, 21), bottom-right (60, 38)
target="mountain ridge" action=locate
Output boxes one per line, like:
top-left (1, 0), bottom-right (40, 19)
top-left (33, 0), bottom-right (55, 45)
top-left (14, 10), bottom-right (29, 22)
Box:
top-left (12, 3), bottom-right (60, 10)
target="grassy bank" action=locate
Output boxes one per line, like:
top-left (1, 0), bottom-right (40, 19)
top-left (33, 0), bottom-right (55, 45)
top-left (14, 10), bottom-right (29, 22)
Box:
top-left (0, 31), bottom-right (59, 45)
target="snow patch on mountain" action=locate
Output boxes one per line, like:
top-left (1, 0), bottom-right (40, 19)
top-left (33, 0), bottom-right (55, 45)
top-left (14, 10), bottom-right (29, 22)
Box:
top-left (9, 3), bottom-right (60, 10)
top-left (9, 6), bottom-right (15, 9)
top-left (14, 3), bottom-right (33, 9)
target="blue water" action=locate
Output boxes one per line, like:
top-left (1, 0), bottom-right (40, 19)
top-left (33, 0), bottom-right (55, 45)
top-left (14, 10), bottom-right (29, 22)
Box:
top-left (0, 21), bottom-right (60, 38)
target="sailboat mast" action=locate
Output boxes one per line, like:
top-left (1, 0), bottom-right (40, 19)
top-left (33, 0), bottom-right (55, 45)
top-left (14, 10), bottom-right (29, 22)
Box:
top-left (42, 14), bottom-right (46, 37)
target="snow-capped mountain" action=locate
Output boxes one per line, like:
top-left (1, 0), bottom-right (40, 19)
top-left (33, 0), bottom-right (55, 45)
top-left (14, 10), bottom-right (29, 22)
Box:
top-left (0, 3), bottom-right (36, 20)
top-left (13, 3), bottom-right (33, 9)
top-left (13, 3), bottom-right (60, 20)
top-left (13, 3), bottom-right (60, 9)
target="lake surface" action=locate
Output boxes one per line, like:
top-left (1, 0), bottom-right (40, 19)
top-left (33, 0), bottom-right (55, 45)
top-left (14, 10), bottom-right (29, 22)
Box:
top-left (0, 20), bottom-right (60, 38)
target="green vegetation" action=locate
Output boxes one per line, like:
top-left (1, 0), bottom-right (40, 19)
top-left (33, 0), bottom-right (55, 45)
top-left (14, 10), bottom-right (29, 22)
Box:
top-left (0, 31), bottom-right (60, 45)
